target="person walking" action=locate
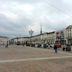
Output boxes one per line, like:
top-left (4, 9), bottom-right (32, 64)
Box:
top-left (54, 44), bottom-right (58, 53)
top-left (62, 44), bottom-right (66, 51)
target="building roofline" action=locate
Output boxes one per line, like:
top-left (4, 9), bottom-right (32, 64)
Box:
top-left (66, 25), bottom-right (72, 29)
top-left (31, 31), bottom-right (55, 38)
top-left (11, 31), bottom-right (55, 39)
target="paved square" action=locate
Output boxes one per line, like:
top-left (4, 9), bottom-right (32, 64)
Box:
top-left (0, 45), bottom-right (72, 72)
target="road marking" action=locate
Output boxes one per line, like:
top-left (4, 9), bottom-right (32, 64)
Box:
top-left (0, 56), bottom-right (72, 63)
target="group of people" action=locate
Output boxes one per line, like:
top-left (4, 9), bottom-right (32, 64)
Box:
top-left (4, 40), bottom-right (71, 53)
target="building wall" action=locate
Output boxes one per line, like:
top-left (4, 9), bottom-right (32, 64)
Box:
top-left (46, 32), bottom-right (56, 44)
top-left (9, 25), bottom-right (72, 45)
top-left (30, 32), bottom-right (56, 44)
top-left (64, 29), bottom-right (68, 44)
top-left (64, 25), bottom-right (72, 45)
top-left (10, 37), bottom-right (30, 45)
top-left (12, 32), bottom-right (57, 45)
top-left (0, 37), bottom-right (9, 45)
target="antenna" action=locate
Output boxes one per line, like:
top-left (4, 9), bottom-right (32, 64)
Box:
top-left (40, 24), bottom-right (42, 35)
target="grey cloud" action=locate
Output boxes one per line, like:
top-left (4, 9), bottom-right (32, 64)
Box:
top-left (0, 0), bottom-right (42, 4)
top-left (0, 14), bottom-right (32, 36)
top-left (0, 0), bottom-right (72, 37)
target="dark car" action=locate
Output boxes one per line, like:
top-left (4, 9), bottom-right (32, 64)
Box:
top-left (66, 44), bottom-right (71, 52)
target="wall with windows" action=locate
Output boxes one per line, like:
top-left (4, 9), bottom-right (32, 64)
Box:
top-left (0, 37), bottom-right (9, 45)
top-left (64, 25), bottom-right (72, 45)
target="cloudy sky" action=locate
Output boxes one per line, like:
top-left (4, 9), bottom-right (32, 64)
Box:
top-left (0, 0), bottom-right (72, 37)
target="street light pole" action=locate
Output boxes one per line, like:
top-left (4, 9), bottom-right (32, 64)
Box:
top-left (29, 29), bottom-right (34, 45)
top-left (29, 29), bottom-right (33, 37)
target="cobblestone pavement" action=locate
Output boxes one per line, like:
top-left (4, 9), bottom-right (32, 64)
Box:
top-left (0, 45), bottom-right (72, 72)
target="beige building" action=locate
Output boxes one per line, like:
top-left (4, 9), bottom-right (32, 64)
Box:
top-left (11, 37), bottom-right (30, 44)
top-left (30, 32), bottom-right (56, 44)
top-left (30, 31), bottom-right (65, 45)
top-left (64, 25), bottom-right (72, 45)
top-left (0, 36), bottom-right (9, 45)
top-left (11, 29), bottom-right (68, 45)
top-left (12, 31), bottom-right (63, 45)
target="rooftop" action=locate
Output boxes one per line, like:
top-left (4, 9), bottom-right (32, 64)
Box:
top-left (66, 25), bottom-right (72, 29)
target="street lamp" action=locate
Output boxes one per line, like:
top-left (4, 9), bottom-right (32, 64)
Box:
top-left (29, 29), bottom-right (33, 37)
top-left (29, 29), bottom-right (34, 45)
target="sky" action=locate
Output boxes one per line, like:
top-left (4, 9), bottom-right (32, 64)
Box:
top-left (0, 0), bottom-right (72, 38)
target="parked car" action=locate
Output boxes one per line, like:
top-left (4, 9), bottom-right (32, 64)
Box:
top-left (66, 44), bottom-right (71, 52)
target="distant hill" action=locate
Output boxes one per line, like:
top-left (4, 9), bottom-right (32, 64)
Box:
top-left (0, 36), bottom-right (9, 38)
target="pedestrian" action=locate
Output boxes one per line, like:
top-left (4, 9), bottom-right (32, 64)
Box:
top-left (54, 44), bottom-right (58, 53)
top-left (62, 44), bottom-right (66, 51)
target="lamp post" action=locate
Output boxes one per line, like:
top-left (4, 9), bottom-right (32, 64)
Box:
top-left (29, 29), bottom-right (34, 45)
top-left (29, 29), bottom-right (33, 37)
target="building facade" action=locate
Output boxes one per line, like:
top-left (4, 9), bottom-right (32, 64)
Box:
top-left (64, 25), bottom-right (72, 45)
top-left (0, 36), bottom-right (9, 45)
top-left (10, 37), bottom-right (30, 45)
top-left (11, 25), bottom-right (72, 46)
top-left (29, 32), bottom-right (56, 44)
